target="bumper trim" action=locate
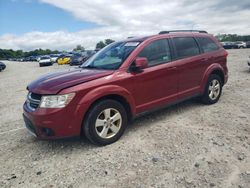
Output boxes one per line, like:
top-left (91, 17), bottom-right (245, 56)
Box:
top-left (23, 114), bottom-right (37, 137)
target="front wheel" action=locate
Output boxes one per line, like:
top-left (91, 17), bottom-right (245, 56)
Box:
top-left (83, 100), bottom-right (128, 146)
top-left (201, 74), bottom-right (222, 104)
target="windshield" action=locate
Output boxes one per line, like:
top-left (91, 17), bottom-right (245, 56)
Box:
top-left (81, 41), bottom-right (139, 70)
top-left (40, 56), bottom-right (49, 60)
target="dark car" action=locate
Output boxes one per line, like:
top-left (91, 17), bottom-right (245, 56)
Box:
top-left (23, 57), bottom-right (31, 61)
top-left (29, 56), bottom-right (38, 61)
top-left (247, 56), bottom-right (250, 69)
top-left (0, 62), bottom-right (6, 71)
top-left (69, 54), bottom-right (85, 66)
top-left (221, 42), bottom-right (238, 49)
top-left (246, 41), bottom-right (250, 48)
top-left (23, 30), bottom-right (228, 145)
top-left (70, 51), bottom-right (96, 66)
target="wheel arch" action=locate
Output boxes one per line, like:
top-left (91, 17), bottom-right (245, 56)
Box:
top-left (85, 94), bottom-right (134, 123)
top-left (78, 85), bottom-right (136, 132)
top-left (201, 64), bottom-right (225, 93)
top-left (210, 69), bottom-right (225, 85)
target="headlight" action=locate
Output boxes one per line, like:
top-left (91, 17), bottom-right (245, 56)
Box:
top-left (40, 93), bottom-right (75, 108)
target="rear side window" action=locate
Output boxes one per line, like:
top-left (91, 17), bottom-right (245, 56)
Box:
top-left (138, 39), bottom-right (171, 66)
top-left (197, 37), bottom-right (219, 53)
top-left (173, 37), bottom-right (200, 59)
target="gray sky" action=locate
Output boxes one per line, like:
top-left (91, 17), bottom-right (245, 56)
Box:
top-left (1, 0), bottom-right (250, 51)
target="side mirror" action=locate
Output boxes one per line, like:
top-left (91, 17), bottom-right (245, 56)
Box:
top-left (134, 57), bottom-right (148, 70)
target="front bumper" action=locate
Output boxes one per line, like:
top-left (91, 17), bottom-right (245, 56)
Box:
top-left (23, 114), bottom-right (37, 137)
top-left (23, 101), bottom-right (83, 139)
top-left (39, 62), bottom-right (52, 66)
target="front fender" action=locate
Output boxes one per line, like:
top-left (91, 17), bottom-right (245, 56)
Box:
top-left (78, 85), bottom-right (136, 116)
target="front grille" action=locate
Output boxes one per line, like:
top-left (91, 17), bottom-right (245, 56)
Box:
top-left (27, 92), bottom-right (41, 110)
top-left (30, 93), bottom-right (41, 100)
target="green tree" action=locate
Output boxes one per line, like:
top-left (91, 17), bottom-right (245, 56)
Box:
top-left (0, 48), bottom-right (60, 60)
top-left (95, 39), bottom-right (115, 50)
top-left (73, 45), bottom-right (85, 52)
top-left (96, 41), bottom-right (106, 49)
top-left (216, 34), bottom-right (250, 42)
top-left (105, 39), bottom-right (115, 45)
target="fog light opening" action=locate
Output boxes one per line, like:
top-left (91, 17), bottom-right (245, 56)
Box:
top-left (41, 128), bottom-right (55, 136)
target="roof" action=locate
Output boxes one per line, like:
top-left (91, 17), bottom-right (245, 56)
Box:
top-left (121, 30), bottom-right (210, 43)
top-left (123, 36), bottom-right (152, 42)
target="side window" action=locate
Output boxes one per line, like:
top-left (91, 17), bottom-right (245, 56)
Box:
top-left (138, 39), bottom-right (171, 66)
top-left (197, 37), bottom-right (219, 53)
top-left (173, 37), bottom-right (200, 59)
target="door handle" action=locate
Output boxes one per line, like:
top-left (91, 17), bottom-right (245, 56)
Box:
top-left (167, 66), bottom-right (177, 70)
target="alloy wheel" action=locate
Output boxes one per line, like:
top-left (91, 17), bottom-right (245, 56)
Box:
top-left (95, 108), bottom-right (122, 139)
top-left (208, 79), bottom-right (221, 100)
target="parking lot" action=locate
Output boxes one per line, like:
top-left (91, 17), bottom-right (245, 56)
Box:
top-left (0, 49), bottom-right (250, 187)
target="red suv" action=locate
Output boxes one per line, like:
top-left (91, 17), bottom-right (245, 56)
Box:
top-left (23, 30), bottom-right (228, 145)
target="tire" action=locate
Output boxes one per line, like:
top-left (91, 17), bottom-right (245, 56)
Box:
top-left (201, 74), bottom-right (222, 104)
top-left (83, 99), bottom-right (128, 146)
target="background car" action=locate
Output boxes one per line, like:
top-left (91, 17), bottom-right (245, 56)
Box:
top-left (36, 56), bottom-right (41, 62)
top-left (235, 41), bottom-right (247, 48)
top-left (39, 56), bottom-right (52, 67)
top-left (246, 41), bottom-right (250, 48)
top-left (57, 55), bottom-right (71, 65)
top-left (29, 56), bottom-right (37, 61)
top-left (247, 56), bottom-right (250, 70)
top-left (221, 42), bottom-right (238, 49)
top-left (70, 51), bottom-right (96, 66)
top-left (0, 61), bottom-right (6, 71)
top-left (50, 54), bottom-right (59, 63)
top-left (23, 57), bottom-right (31, 61)
top-left (69, 54), bottom-right (84, 66)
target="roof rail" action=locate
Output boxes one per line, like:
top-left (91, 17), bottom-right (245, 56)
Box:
top-left (159, 30), bottom-right (208, 34)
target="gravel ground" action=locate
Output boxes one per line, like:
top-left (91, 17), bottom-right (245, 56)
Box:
top-left (0, 49), bottom-right (250, 188)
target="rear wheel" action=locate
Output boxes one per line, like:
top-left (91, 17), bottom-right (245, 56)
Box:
top-left (83, 100), bottom-right (128, 146)
top-left (201, 74), bottom-right (222, 104)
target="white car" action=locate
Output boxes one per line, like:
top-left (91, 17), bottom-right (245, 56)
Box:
top-left (50, 54), bottom-right (59, 63)
top-left (39, 56), bottom-right (52, 67)
top-left (235, 41), bottom-right (247, 48)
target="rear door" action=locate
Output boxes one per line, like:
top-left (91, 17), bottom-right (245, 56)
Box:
top-left (172, 37), bottom-right (205, 97)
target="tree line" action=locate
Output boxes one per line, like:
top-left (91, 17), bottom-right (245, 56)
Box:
top-left (1, 34), bottom-right (250, 60)
top-left (0, 48), bottom-right (59, 60)
top-left (216, 34), bottom-right (250, 42)
top-left (0, 38), bottom-right (115, 60)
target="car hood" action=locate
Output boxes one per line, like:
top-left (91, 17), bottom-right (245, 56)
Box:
top-left (28, 68), bottom-right (114, 94)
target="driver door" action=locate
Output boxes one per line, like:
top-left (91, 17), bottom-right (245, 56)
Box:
top-left (131, 39), bottom-right (179, 113)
